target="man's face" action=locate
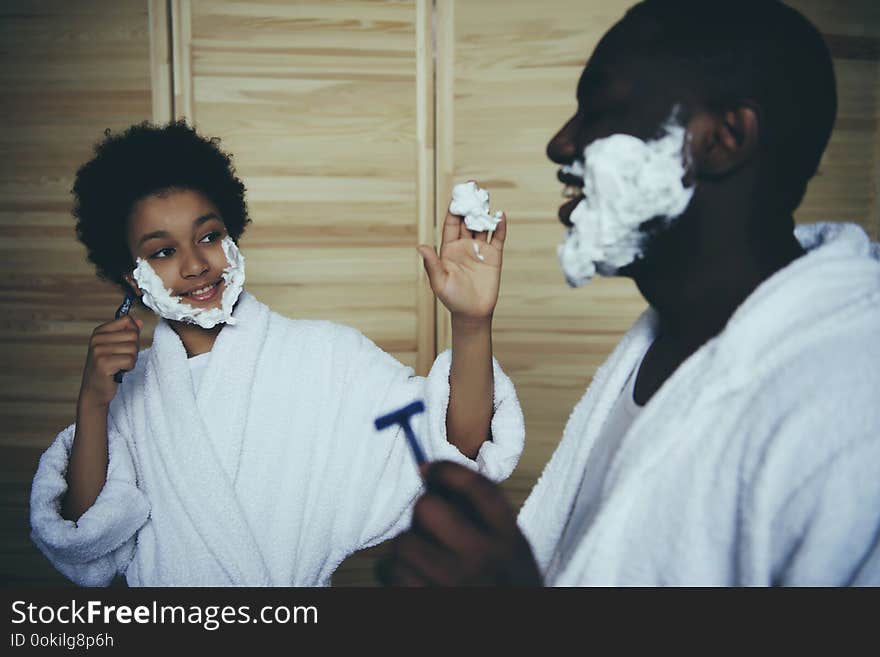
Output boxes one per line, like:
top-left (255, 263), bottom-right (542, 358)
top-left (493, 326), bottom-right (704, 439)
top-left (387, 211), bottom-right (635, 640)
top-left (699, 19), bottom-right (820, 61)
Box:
top-left (546, 18), bottom-right (702, 282)
top-left (548, 23), bottom-right (693, 227)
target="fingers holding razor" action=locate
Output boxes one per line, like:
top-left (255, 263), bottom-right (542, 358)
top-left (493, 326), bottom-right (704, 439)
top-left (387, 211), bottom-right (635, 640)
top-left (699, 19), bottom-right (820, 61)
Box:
top-left (80, 315), bottom-right (143, 407)
top-left (377, 461), bottom-right (542, 586)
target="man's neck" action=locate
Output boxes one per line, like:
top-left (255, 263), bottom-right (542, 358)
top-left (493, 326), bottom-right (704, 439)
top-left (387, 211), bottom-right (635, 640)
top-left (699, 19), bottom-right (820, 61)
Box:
top-left (634, 214), bottom-right (805, 351)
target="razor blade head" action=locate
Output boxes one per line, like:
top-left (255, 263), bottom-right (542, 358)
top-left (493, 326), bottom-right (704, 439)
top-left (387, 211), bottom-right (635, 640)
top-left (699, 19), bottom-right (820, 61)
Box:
top-left (374, 400), bottom-right (426, 431)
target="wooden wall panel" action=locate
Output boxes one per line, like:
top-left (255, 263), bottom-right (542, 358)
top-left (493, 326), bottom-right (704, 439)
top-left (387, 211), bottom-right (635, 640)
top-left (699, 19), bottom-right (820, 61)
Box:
top-left (0, 0), bottom-right (159, 586)
top-left (178, 0), bottom-right (435, 372)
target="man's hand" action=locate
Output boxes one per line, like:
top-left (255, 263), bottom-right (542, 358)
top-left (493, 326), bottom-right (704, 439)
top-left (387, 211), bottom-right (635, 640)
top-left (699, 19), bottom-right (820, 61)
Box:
top-left (376, 461), bottom-right (543, 586)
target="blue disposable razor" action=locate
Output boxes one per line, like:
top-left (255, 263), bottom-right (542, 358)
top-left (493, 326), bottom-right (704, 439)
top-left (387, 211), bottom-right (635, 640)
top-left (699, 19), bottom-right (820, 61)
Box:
top-left (374, 400), bottom-right (428, 468)
top-left (113, 294), bottom-right (135, 383)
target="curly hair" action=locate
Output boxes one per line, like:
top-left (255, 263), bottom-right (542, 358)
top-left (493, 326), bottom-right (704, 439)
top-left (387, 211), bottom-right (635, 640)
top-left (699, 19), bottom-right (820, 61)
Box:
top-left (72, 120), bottom-right (251, 291)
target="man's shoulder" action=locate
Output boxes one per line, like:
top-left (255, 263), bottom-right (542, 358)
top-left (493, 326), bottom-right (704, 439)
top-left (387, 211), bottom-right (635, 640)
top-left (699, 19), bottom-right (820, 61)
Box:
top-left (731, 329), bottom-right (880, 480)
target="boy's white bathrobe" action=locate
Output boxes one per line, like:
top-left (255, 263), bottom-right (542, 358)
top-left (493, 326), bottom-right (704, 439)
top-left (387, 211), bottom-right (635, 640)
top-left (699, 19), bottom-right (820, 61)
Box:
top-left (519, 222), bottom-right (880, 586)
top-left (30, 292), bottom-right (525, 586)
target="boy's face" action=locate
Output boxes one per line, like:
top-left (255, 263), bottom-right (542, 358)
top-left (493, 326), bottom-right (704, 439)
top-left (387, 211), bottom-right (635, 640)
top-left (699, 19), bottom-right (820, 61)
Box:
top-left (124, 188), bottom-right (230, 310)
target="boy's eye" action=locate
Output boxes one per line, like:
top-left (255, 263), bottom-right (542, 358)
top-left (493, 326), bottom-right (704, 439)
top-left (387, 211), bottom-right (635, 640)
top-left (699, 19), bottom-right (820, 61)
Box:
top-left (200, 231), bottom-right (222, 243)
top-left (150, 247), bottom-right (175, 259)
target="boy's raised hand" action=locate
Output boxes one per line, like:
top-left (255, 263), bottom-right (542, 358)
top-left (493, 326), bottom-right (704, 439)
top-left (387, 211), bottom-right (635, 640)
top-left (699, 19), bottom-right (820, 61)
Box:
top-left (79, 315), bottom-right (143, 409)
top-left (417, 194), bottom-right (506, 322)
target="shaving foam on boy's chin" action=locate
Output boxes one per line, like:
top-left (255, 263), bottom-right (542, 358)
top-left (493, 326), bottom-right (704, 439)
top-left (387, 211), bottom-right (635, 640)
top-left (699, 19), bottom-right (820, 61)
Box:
top-left (132, 236), bottom-right (245, 329)
top-left (557, 113), bottom-right (695, 287)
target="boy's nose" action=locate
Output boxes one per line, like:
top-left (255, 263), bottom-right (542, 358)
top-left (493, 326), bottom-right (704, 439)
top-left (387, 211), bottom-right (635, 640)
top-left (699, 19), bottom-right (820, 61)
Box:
top-left (181, 250), bottom-right (209, 278)
top-left (547, 115), bottom-right (580, 165)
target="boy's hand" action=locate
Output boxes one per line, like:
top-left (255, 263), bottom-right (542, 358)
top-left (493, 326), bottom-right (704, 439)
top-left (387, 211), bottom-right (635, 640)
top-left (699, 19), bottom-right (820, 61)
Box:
top-left (376, 461), bottom-right (542, 586)
top-left (78, 315), bottom-right (143, 409)
top-left (418, 187), bottom-right (506, 322)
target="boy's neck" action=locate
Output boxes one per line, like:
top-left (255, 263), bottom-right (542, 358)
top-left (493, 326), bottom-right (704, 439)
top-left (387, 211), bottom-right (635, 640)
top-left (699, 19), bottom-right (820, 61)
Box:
top-left (169, 321), bottom-right (224, 357)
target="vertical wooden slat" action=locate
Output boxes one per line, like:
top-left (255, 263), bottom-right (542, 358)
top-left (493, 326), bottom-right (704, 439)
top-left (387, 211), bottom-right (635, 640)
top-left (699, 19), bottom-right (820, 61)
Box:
top-left (415, 0), bottom-right (436, 375)
top-left (867, 62), bottom-right (880, 236)
top-left (149, 0), bottom-right (173, 123)
top-left (171, 0), bottom-right (194, 122)
top-left (434, 0), bottom-right (454, 352)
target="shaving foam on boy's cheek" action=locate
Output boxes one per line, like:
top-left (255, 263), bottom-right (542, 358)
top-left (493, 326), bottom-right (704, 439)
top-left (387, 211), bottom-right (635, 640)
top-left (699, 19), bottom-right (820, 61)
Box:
top-left (557, 117), bottom-right (695, 287)
top-left (132, 235), bottom-right (246, 329)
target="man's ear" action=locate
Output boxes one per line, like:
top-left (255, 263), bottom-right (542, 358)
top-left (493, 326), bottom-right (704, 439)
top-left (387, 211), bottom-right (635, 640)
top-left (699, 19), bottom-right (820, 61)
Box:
top-left (687, 103), bottom-right (760, 178)
top-left (122, 273), bottom-right (143, 298)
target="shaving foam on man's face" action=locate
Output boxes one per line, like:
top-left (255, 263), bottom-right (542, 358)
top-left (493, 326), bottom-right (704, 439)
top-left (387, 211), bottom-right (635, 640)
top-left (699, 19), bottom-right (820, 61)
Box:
top-left (557, 116), bottom-right (695, 287)
top-left (132, 235), bottom-right (245, 329)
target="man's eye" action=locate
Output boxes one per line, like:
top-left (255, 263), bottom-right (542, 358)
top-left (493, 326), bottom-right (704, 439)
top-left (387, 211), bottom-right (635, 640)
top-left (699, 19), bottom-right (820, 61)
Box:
top-left (200, 231), bottom-right (222, 243)
top-left (150, 247), bottom-right (175, 259)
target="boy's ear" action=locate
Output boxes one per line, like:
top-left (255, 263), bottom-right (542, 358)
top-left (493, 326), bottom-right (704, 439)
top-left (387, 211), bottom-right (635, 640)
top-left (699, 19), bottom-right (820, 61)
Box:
top-left (687, 103), bottom-right (760, 178)
top-left (122, 273), bottom-right (143, 298)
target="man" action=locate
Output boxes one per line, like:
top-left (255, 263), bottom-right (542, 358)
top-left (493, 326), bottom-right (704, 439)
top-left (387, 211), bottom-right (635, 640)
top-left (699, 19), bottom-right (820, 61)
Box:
top-left (376, 0), bottom-right (880, 586)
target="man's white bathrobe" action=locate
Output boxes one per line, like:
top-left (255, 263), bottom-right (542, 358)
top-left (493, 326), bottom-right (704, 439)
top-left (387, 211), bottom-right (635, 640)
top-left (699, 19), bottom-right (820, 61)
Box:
top-left (30, 292), bottom-right (525, 586)
top-left (519, 222), bottom-right (880, 586)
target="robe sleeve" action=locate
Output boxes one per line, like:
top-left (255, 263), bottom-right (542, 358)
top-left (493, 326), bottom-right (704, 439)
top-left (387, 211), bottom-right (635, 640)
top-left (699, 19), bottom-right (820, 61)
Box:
top-left (29, 396), bottom-right (151, 587)
top-left (339, 328), bottom-right (525, 550)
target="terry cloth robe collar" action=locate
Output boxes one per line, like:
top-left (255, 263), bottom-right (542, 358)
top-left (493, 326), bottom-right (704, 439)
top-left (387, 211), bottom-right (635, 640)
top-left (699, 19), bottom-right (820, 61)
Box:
top-left (146, 290), bottom-right (272, 585)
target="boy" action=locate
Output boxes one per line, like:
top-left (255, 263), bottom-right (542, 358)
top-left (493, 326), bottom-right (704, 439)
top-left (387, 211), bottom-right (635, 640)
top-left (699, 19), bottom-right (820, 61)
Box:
top-left (30, 121), bottom-right (525, 586)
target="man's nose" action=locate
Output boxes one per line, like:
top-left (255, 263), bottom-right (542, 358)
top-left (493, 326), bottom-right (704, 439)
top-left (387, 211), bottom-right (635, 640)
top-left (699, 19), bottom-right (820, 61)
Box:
top-left (546, 115), bottom-right (580, 165)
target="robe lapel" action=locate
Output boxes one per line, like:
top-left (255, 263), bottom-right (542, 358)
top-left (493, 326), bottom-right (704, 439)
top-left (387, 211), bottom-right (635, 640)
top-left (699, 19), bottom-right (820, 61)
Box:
top-left (555, 311), bottom-right (721, 583)
top-left (540, 310), bottom-right (657, 577)
top-left (145, 290), bottom-right (271, 584)
top-left (195, 291), bottom-right (271, 484)
top-left (561, 310), bottom-right (658, 506)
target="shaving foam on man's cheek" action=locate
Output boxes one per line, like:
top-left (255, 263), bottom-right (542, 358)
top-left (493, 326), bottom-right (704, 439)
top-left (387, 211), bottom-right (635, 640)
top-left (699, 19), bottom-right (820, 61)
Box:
top-left (558, 119), bottom-right (695, 287)
top-left (132, 235), bottom-right (246, 329)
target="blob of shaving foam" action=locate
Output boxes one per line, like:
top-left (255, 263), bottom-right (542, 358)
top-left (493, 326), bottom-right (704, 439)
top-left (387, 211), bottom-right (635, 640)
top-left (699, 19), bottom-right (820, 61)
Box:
top-left (450, 181), bottom-right (504, 232)
top-left (472, 241), bottom-right (485, 262)
top-left (557, 115), bottom-right (695, 287)
top-left (132, 235), bottom-right (246, 329)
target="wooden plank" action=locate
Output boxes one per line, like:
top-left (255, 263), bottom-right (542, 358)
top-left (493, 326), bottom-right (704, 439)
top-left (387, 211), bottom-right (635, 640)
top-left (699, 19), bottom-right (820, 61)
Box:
top-left (415, 0), bottom-right (436, 375)
top-left (433, 0), bottom-right (454, 352)
top-left (149, 0), bottom-right (173, 123)
top-left (171, 0), bottom-right (194, 122)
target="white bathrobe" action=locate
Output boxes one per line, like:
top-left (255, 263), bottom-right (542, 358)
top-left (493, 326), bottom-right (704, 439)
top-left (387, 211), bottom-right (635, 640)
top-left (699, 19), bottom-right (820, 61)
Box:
top-left (30, 291), bottom-right (525, 586)
top-left (519, 222), bottom-right (880, 586)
